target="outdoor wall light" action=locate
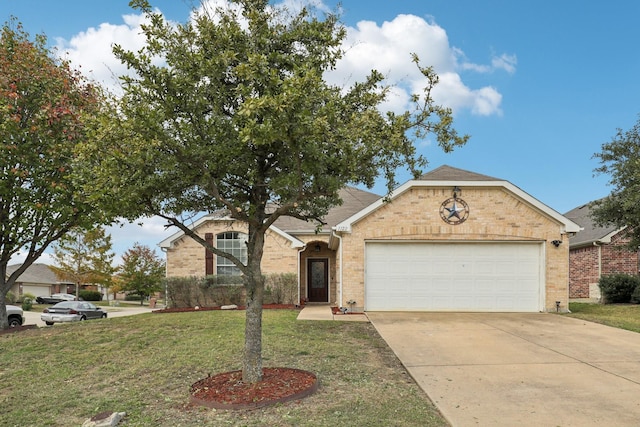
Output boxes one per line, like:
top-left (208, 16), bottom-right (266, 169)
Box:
top-left (551, 240), bottom-right (562, 247)
top-left (314, 244), bottom-right (321, 252)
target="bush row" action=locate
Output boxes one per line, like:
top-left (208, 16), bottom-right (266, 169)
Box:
top-left (598, 274), bottom-right (640, 303)
top-left (165, 273), bottom-right (298, 308)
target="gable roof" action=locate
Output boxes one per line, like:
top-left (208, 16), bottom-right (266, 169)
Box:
top-left (159, 186), bottom-right (381, 249)
top-left (335, 165), bottom-right (582, 234)
top-left (6, 263), bottom-right (60, 284)
top-left (418, 164), bottom-right (502, 181)
top-left (564, 200), bottom-right (621, 247)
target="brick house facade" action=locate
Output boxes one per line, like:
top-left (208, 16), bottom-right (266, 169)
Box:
top-left (160, 165), bottom-right (580, 312)
top-left (565, 202), bottom-right (640, 299)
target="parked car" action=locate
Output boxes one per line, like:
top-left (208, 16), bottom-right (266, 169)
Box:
top-left (36, 293), bottom-right (77, 304)
top-left (7, 305), bottom-right (24, 328)
top-left (41, 301), bottom-right (107, 326)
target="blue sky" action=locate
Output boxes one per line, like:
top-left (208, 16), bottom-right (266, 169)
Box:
top-left (3, 0), bottom-right (639, 263)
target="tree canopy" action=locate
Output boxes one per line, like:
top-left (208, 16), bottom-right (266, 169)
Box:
top-left (592, 115), bottom-right (640, 247)
top-left (81, 0), bottom-right (469, 382)
top-left (0, 19), bottom-right (110, 328)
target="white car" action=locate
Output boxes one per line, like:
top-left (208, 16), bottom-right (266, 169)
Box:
top-left (7, 305), bottom-right (24, 328)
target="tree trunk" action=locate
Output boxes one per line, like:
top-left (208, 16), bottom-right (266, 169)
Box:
top-left (0, 288), bottom-right (8, 330)
top-left (242, 223), bottom-right (266, 384)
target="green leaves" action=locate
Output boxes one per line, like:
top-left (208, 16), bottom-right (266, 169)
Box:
top-left (592, 116), bottom-right (640, 247)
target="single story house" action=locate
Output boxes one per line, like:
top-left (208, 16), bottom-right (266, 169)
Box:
top-left (160, 165), bottom-right (581, 312)
top-left (6, 263), bottom-right (72, 300)
top-left (564, 201), bottom-right (640, 299)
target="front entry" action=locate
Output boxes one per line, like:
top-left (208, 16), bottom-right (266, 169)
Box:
top-left (307, 258), bottom-right (329, 302)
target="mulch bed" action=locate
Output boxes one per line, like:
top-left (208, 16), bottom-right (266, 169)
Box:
top-left (190, 367), bottom-right (318, 410)
top-left (153, 304), bottom-right (298, 314)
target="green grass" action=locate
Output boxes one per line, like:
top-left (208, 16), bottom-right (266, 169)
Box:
top-left (566, 302), bottom-right (640, 332)
top-left (0, 310), bottom-right (447, 426)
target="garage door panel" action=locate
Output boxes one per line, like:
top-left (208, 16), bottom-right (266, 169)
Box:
top-left (365, 242), bottom-right (542, 312)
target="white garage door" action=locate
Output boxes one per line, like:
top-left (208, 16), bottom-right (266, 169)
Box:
top-left (365, 242), bottom-right (543, 312)
top-left (24, 285), bottom-right (52, 298)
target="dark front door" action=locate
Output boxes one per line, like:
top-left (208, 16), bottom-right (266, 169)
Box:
top-left (307, 258), bottom-right (328, 302)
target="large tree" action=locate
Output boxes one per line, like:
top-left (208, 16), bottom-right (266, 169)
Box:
top-left (50, 227), bottom-right (116, 299)
top-left (0, 20), bottom-right (109, 329)
top-left (119, 243), bottom-right (165, 305)
top-left (81, 0), bottom-right (468, 382)
top-left (592, 116), bottom-right (640, 247)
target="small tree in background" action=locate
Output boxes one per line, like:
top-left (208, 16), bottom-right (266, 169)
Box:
top-left (50, 227), bottom-right (115, 299)
top-left (119, 243), bottom-right (165, 305)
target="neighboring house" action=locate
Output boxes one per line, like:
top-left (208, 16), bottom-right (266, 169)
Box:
top-left (160, 165), bottom-right (581, 312)
top-left (565, 201), bottom-right (640, 299)
top-left (6, 263), bottom-right (73, 300)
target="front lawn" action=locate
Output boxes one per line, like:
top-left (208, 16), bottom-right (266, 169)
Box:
top-left (0, 310), bottom-right (447, 426)
top-left (566, 302), bottom-right (640, 333)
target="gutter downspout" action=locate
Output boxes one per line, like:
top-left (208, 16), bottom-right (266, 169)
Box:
top-left (594, 241), bottom-right (602, 279)
top-left (161, 247), bottom-right (168, 308)
top-left (297, 245), bottom-right (307, 305)
top-left (333, 231), bottom-right (343, 307)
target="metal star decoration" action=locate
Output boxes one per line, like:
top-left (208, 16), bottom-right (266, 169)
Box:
top-left (439, 196), bottom-right (470, 224)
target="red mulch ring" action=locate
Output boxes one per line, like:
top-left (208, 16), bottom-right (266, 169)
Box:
top-left (190, 368), bottom-right (318, 410)
top-left (153, 304), bottom-right (298, 314)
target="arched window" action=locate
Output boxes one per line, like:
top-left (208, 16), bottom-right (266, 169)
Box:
top-left (216, 232), bottom-right (248, 276)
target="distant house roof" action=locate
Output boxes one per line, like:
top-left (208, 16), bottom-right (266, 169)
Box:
top-left (336, 165), bottom-right (581, 234)
top-left (6, 263), bottom-right (60, 285)
top-left (564, 200), bottom-right (621, 248)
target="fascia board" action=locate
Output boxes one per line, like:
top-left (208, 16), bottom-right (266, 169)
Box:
top-left (269, 225), bottom-right (305, 248)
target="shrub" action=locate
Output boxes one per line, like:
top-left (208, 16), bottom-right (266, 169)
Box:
top-left (6, 291), bottom-right (16, 304)
top-left (598, 274), bottom-right (640, 303)
top-left (78, 290), bottom-right (103, 301)
top-left (18, 292), bottom-right (36, 304)
top-left (125, 294), bottom-right (143, 301)
top-left (164, 276), bottom-right (246, 308)
top-left (21, 297), bottom-right (33, 311)
top-left (632, 286), bottom-right (640, 304)
top-left (265, 273), bottom-right (298, 304)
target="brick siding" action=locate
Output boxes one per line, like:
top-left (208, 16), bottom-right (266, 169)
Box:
top-left (569, 232), bottom-right (640, 298)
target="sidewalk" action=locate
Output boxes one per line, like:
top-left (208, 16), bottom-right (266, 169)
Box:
top-left (296, 305), bottom-right (369, 322)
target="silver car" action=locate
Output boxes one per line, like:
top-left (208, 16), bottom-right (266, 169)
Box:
top-left (41, 301), bottom-right (107, 326)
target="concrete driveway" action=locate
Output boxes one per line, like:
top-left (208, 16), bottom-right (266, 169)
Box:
top-left (367, 312), bottom-right (640, 427)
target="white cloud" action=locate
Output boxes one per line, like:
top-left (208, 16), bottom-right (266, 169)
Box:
top-left (54, 14), bottom-right (151, 94)
top-left (328, 13), bottom-right (514, 116)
